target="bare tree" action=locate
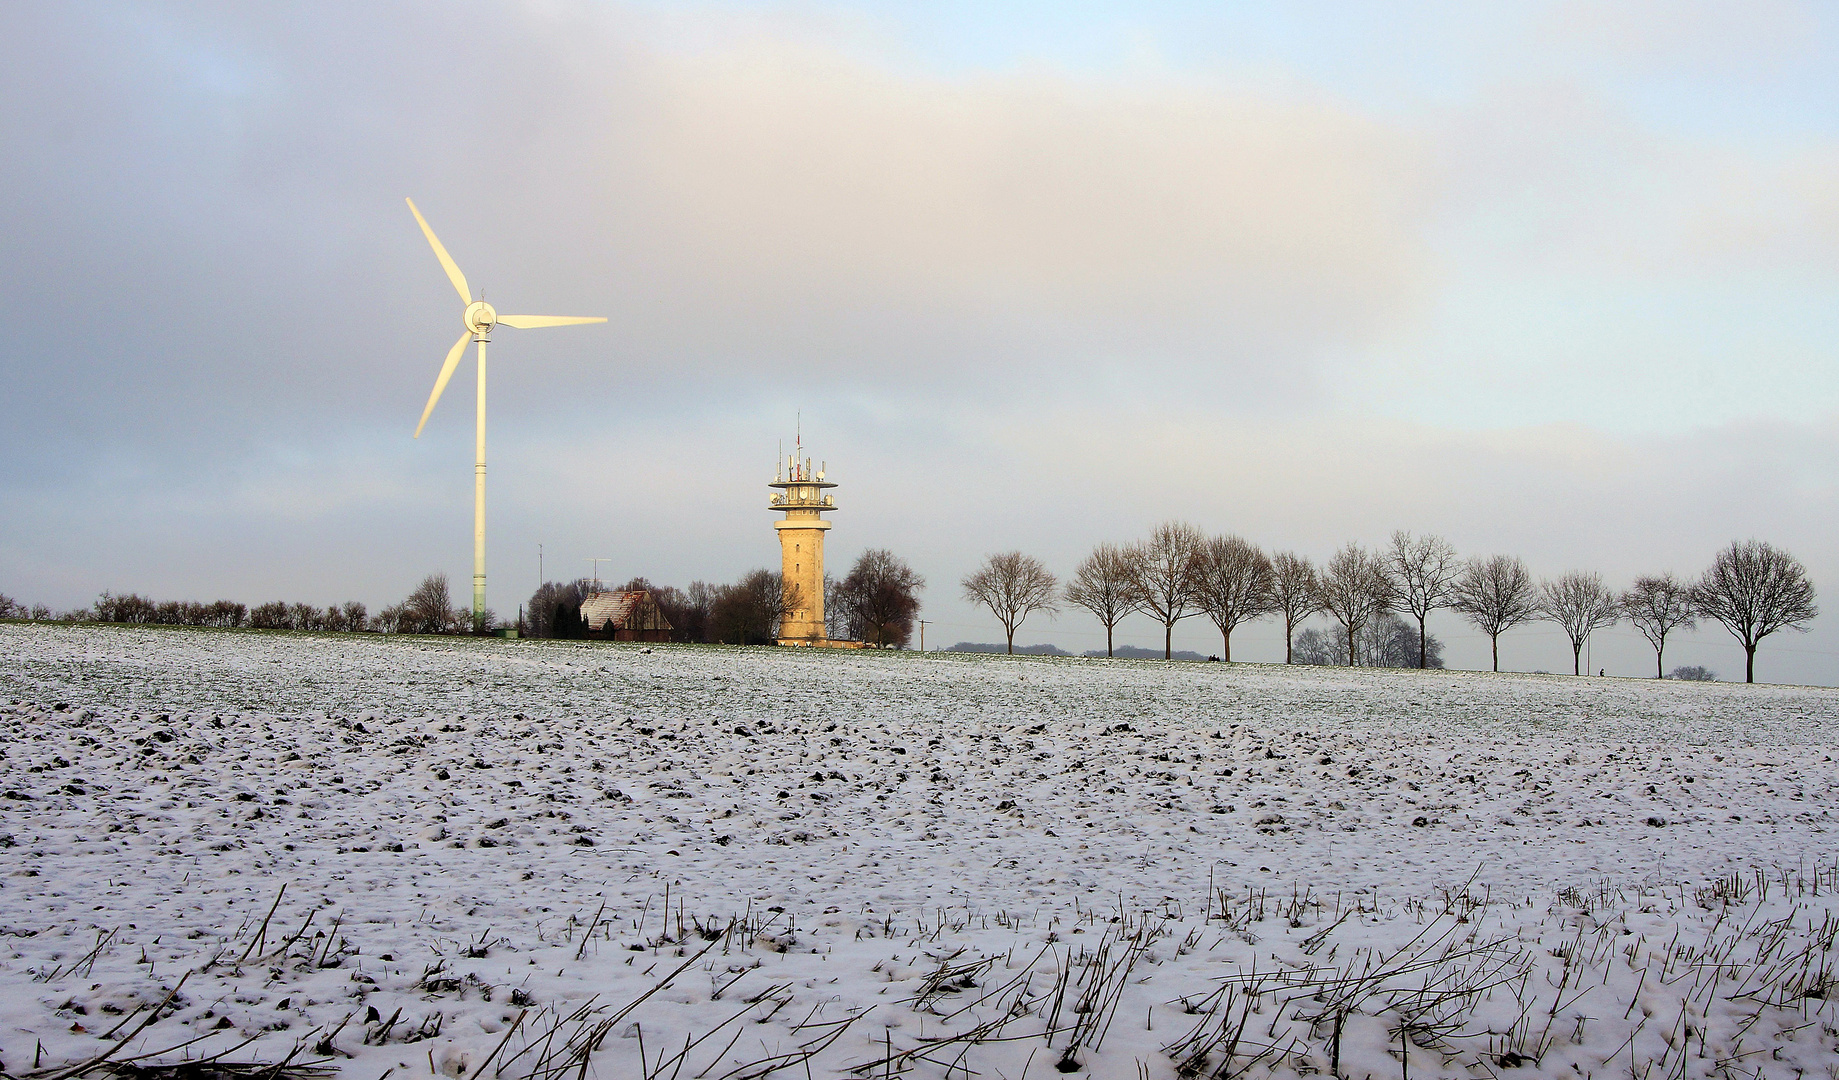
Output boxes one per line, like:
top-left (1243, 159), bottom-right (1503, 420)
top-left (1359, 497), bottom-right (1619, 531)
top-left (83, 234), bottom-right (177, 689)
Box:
top-left (1127, 522), bottom-right (1205, 659)
top-left (402, 573), bottom-right (458, 635)
top-left (709, 569), bottom-right (794, 645)
top-left (1539, 571), bottom-right (1620, 675)
top-left (1385, 531), bottom-right (1461, 669)
top-left (525, 579), bottom-right (593, 638)
top-left (834, 549), bottom-right (926, 647)
top-left (824, 574), bottom-right (849, 640)
top-left (678, 581), bottom-right (718, 643)
top-left (1694, 540), bottom-right (1818, 683)
top-left (201, 601), bottom-right (245, 627)
top-left (94, 592), bottom-right (157, 623)
top-left (1315, 543), bottom-right (1394, 667)
top-left (1192, 534), bottom-right (1274, 662)
top-left (1063, 543), bottom-right (1138, 658)
top-left (249, 600), bottom-right (291, 630)
top-left (1452, 555), bottom-right (1538, 672)
top-left (961, 552), bottom-right (1059, 654)
top-left (1621, 574), bottom-right (1696, 678)
top-left (1268, 552), bottom-right (1320, 664)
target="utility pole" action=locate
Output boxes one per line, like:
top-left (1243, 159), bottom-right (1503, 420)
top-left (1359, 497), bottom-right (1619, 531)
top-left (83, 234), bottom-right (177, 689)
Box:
top-left (538, 543), bottom-right (543, 593)
top-left (586, 557), bottom-right (610, 592)
top-left (919, 620), bottom-right (928, 653)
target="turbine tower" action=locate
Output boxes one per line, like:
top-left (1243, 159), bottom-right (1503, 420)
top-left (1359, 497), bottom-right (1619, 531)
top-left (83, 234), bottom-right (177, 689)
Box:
top-left (406, 197), bottom-right (605, 632)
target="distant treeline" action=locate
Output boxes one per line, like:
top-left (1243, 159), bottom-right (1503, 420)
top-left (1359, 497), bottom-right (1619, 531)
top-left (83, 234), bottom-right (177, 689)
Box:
top-left (0, 549), bottom-right (929, 651)
top-left (961, 528), bottom-right (1817, 683)
top-left (947, 611), bottom-right (1448, 668)
top-left (1, 573), bottom-right (485, 637)
top-left (946, 641), bottom-right (1218, 662)
top-left (524, 548), bottom-right (926, 647)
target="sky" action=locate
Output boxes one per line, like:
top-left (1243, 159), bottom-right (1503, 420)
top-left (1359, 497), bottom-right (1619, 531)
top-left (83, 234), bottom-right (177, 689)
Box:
top-left (3, 0), bottom-right (1837, 682)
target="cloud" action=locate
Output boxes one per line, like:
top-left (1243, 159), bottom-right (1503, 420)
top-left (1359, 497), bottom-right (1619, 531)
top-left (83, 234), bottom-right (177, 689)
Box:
top-left (1677, 146), bottom-right (1839, 265)
top-left (1549, 0), bottom-right (1819, 73)
top-left (604, 39), bottom-right (1427, 386)
top-left (1422, 76), bottom-right (1839, 271)
top-left (0, 2), bottom-right (1430, 453)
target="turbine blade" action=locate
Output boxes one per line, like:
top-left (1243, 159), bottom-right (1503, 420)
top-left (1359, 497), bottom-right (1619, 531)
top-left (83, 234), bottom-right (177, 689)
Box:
top-left (415, 331), bottom-right (473, 438)
top-left (405, 197), bottom-right (471, 305)
top-left (496, 314), bottom-right (608, 329)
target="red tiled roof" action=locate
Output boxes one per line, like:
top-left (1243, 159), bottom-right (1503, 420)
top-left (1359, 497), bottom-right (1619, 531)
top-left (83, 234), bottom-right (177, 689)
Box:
top-left (580, 591), bottom-right (673, 633)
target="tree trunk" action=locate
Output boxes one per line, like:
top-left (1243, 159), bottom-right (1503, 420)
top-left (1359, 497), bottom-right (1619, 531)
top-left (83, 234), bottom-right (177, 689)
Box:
top-left (1655, 643), bottom-right (1664, 679)
top-left (1347, 624), bottom-right (1358, 667)
top-left (1491, 634), bottom-right (1500, 672)
top-left (1222, 626), bottom-right (1231, 662)
top-left (1164, 623), bottom-right (1173, 660)
top-left (1006, 625), bottom-right (1015, 655)
top-left (1746, 644), bottom-right (1756, 683)
top-left (1284, 620), bottom-right (1293, 664)
top-left (1418, 618), bottom-right (1428, 669)
top-left (1572, 642), bottom-right (1582, 676)
top-left (1106, 623), bottom-right (1114, 659)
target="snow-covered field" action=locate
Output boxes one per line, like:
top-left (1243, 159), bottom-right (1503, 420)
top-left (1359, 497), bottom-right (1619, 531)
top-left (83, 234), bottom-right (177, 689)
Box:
top-left (1, 623), bottom-right (1835, 1079)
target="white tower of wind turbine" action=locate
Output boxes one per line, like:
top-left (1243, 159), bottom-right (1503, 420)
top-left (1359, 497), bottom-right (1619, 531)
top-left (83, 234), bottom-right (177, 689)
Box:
top-left (406, 197), bottom-right (605, 632)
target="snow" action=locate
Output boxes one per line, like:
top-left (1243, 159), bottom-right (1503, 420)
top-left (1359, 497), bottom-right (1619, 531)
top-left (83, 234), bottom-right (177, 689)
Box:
top-left (1, 623), bottom-right (1835, 1079)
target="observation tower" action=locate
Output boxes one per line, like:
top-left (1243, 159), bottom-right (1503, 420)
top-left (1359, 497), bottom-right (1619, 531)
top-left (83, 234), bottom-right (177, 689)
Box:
top-left (769, 444), bottom-right (836, 645)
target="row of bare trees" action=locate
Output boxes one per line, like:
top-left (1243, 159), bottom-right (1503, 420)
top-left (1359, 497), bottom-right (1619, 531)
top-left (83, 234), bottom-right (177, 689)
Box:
top-left (88, 594), bottom-right (256, 628)
top-left (1381, 540), bottom-right (1818, 682)
top-left (959, 526), bottom-right (1419, 662)
top-left (962, 528), bottom-right (1817, 682)
top-left (25, 575), bottom-right (483, 637)
top-left (76, 592), bottom-right (381, 632)
top-left (0, 594), bottom-right (51, 621)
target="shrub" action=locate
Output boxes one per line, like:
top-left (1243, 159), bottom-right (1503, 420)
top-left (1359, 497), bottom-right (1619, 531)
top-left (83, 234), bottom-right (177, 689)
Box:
top-left (249, 601), bottom-right (292, 630)
top-left (94, 592), bottom-right (158, 623)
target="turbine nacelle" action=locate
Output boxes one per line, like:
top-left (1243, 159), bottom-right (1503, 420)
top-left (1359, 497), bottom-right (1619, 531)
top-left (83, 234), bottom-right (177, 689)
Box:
top-left (406, 197), bottom-right (606, 441)
top-left (465, 300), bottom-right (497, 337)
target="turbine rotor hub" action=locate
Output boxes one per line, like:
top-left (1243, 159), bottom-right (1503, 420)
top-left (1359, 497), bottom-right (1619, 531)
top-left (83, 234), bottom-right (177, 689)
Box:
top-left (465, 300), bottom-right (497, 336)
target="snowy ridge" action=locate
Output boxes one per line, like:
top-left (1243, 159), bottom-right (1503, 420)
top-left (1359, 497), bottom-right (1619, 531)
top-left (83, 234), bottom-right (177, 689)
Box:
top-left (0, 624), bottom-right (1835, 1078)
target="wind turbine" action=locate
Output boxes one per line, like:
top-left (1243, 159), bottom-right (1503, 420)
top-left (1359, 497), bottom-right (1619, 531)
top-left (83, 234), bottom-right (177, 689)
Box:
top-left (406, 197), bottom-right (605, 632)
